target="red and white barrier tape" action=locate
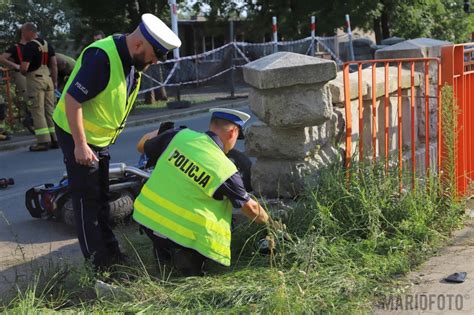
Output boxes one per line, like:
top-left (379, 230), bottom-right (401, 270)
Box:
top-left (138, 35), bottom-right (346, 92)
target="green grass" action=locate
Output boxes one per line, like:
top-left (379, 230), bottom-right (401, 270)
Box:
top-left (0, 161), bottom-right (465, 314)
top-left (133, 95), bottom-right (215, 110)
top-left (0, 86), bottom-right (465, 314)
top-left (133, 99), bottom-right (169, 110)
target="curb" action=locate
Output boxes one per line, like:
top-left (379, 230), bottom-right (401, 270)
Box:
top-left (126, 99), bottom-right (248, 128)
top-left (0, 99), bottom-right (248, 152)
top-left (0, 138), bottom-right (35, 152)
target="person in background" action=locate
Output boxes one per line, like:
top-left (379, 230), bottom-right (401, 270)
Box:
top-left (55, 53), bottom-right (76, 93)
top-left (0, 28), bottom-right (33, 134)
top-left (20, 22), bottom-right (58, 151)
top-left (93, 30), bottom-right (105, 42)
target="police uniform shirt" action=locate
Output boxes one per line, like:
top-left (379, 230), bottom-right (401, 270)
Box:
top-left (23, 38), bottom-right (55, 72)
top-left (144, 128), bottom-right (251, 208)
top-left (67, 35), bottom-right (139, 103)
top-left (5, 43), bottom-right (25, 65)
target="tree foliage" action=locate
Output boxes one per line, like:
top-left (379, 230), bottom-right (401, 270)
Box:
top-left (1, 0), bottom-right (472, 50)
top-left (72, 0), bottom-right (187, 37)
top-left (0, 0), bottom-right (80, 49)
top-left (391, 0), bottom-right (472, 43)
top-left (194, 0), bottom-right (473, 43)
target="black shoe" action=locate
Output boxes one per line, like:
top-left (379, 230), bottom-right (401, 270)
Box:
top-left (29, 143), bottom-right (49, 152)
top-left (49, 141), bottom-right (59, 149)
top-left (0, 134), bottom-right (10, 141)
top-left (111, 251), bottom-right (130, 265)
top-left (172, 248), bottom-right (205, 276)
top-left (106, 243), bottom-right (130, 266)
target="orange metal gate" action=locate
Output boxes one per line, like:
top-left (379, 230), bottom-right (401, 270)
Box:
top-left (343, 58), bottom-right (441, 188)
top-left (441, 43), bottom-right (474, 196)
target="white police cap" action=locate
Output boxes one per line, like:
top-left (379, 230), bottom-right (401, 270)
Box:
top-left (209, 108), bottom-right (251, 139)
top-left (140, 13), bottom-right (181, 54)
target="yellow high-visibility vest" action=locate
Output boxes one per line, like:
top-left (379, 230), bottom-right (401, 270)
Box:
top-left (133, 129), bottom-right (238, 266)
top-left (53, 36), bottom-right (141, 147)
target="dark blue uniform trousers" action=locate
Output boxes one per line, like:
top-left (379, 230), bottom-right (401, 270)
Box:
top-left (55, 124), bottom-right (118, 268)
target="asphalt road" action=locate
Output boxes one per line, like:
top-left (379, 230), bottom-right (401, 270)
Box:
top-left (0, 108), bottom-right (251, 295)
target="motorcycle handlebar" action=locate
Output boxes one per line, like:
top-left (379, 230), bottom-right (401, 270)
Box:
top-left (62, 163), bottom-right (151, 179)
top-left (124, 166), bottom-right (150, 179)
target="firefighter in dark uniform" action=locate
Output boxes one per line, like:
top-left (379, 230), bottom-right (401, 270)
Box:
top-left (20, 22), bottom-right (58, 151)
top-left (0, 30), bottom-right (32, 134)
top-left (52, 14), bottom-right (181, 270)
top-left (55, 53), bottom-right (76, 92)
top-left (134, 109), bottom-right (269, 276)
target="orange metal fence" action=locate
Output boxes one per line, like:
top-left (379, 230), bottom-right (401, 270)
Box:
top-left (441, 43), bottom-right (474, 196)
top-left (343, 58), bottom-right (441, 188)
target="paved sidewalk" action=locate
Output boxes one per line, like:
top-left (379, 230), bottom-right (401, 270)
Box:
top-left (0, 97), bottom-right (248, 152)
top-left (374, 206), bottom-right (474, 315)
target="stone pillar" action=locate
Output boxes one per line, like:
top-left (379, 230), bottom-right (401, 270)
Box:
top-left (243, 52), bottom-right (337, 198)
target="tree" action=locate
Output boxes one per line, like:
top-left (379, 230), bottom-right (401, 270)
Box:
top-left (390, 0), bottom-right (473, 43)
top-left (193, 0), bottom-right (474, 44)
top-left (72, 0), bottom-right (187, 37)
top-left (0, 0), bottom-right (80, 49)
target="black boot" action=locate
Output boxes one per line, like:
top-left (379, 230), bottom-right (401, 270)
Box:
top-left (49, 140), bottom-right (59, 149)
top-left (29, 143), bottom-right (49, 152)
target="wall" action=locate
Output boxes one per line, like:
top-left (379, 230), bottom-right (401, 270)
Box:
top-left (243, 38), bottom-right (447, 198)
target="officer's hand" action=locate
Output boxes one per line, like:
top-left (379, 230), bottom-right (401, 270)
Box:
top-left (74, 143), bottom-right (99, 166)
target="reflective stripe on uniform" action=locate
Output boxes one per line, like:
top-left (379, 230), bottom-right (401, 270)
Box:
top-left (135, 199), bottom-right (196, 240)
top-left (134, 199), bottom-right (230, 259)
top-left (35, 127), bottom-right (50, 135)
top-left (140, 185), bottom-right (231, 239)
top-left (132, 129), bottom-right (237, 266)
top-left (55, 105), bottom-right (116, 138)
top-left (82, 118), bottom-right (115, 137)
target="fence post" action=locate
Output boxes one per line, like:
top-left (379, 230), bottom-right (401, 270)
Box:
top-left (345, 14), bottom-right (355, 61)
top-left (229, 20), bottom-right (235, 98)
top-left (310, 16), bottom-right (316, 56)
top-left (169, 0), bottom-right (181, 100)
top-left (272, 16), bottom-right (278, 53)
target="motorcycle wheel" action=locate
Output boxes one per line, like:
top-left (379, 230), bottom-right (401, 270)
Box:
top-left (60, 190), bottom-right (135, 227)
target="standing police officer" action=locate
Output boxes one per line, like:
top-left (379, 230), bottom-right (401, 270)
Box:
top-left (52, 14), bottom-right (181, 270)
top-left (134, 108), bottom-right (269, 276)
top-left (0, 29), bottom-right (32, 133)
top-left (20, 22), bottom-right (58, 151)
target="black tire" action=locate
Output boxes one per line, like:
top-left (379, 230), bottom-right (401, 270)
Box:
top-left (108, 190), bottom-right (134, 224)
top-left (60, 190), bottom-right (134, 227)
top-left (227, 149), bottom-right (253, 192)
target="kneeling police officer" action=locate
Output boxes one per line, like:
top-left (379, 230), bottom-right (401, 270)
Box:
top-left (134, 108), bottom-right (269, 276)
